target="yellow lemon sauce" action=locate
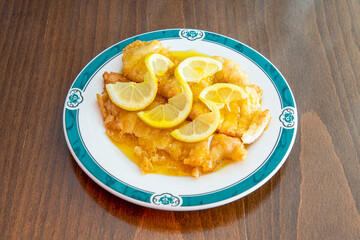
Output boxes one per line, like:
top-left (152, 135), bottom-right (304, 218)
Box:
top-left (112, 139), bottom-right (234, 177)
top-left (110, 51), bottom-right (236, 177)
top-left (170, 50), bottom-right (209, 58)
top-left (99, 46), bottom-right (261, 178)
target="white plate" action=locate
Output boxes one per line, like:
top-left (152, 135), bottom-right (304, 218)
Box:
top-left (63, 29), bottom-right (297, 211)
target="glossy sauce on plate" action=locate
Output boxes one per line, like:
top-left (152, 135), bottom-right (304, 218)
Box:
top-left (109, 50), bottom-right (238, 177)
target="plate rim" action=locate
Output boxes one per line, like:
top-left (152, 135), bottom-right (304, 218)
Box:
top-left (63, 28), bottom-right (298, 211)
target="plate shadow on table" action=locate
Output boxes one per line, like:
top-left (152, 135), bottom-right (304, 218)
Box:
top-left (69, 153), bottom-right (283, 232)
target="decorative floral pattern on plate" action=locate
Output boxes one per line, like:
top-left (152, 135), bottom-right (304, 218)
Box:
top-left (180, 29), bottom-right (204, 41)
top-left (67, 89), bottom-right (83, 109)
top-left (151, 193), bottom-right (181, 207)
top-left (63, 29), bottom-right (297, 211)
top-left (279, 107), bottom-right (296, 128)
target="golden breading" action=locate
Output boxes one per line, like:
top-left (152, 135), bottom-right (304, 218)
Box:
top-left (97, 40), bottom-right (271, 178)
top-left (213, 56), bottom-right (252, 87)
top-left (242, 109), bottom-right (271, 144)
top-left (123, 40), bottom-right (164, 82)
top-left (98, 91), bottom-right (246, 178)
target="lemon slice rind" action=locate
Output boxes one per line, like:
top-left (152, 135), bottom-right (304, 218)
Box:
top-left (145, 53), bottom-right (174, 76)
top-left (105, 53), bottom-right (174, 111)
top-left (137, 78), bottom-right (193, 128)
top-left (199, 83), bottom-right (248, 110)
top-left (106, 71), bottom-right (158, 111)
top-left (170, 98), bottom-right (220, 142)
top-left (175, 56), bottom-right (223, 83)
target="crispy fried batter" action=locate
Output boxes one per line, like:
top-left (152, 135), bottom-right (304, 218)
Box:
top-left (210, 134), bottom-right (247, 164)
top-left (242, 109), bottom-right (271, 144)
top-left (123, 40), bottom-right (166, 82)
top-left (213, 57), bottom-right (252, 87)
top-left (218, 102), bottom-right (242, 137)
top-left (103, 72), bottom-right (128, 84)
top-left (157, 76), bottom-right (182, 98)
top-left (97, 40), bottom-right (271, 178)
top-left (97, 90), bottom-right (249, 178)
top-left (212, 57), bottom-right (268, 139)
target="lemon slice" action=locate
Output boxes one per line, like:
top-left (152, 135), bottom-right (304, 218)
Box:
top-left (199, 83), bottom-right (248, 109)
top-left (105, 53), bottom-right (174, 111)
top-left (145, 53), bottom-right (174, 76)
top-left (171, 99), bottom-right (220, 142)
top-left (175, 56), bottom-right (222, 83)
top-left (137, 78), bottom-right (193, 128)
top-left (106, 71), bottom-right (158, 111)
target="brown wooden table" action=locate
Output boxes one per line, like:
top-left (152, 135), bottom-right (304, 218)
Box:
top-left (1, 0), bottom-right (359, 239)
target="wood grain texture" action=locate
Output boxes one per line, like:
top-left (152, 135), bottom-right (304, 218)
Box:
top-left (0, 0), bottom-right (359, 239)
top-left (298, 111), bottom-right (360, 239)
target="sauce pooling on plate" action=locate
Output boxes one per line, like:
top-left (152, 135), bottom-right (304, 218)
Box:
top-left (112, 139), bottom-right (234, 177)
top-left (97, 40), bottom-right (270, 178)
top-left (170, 50), bottom-right (209, 59)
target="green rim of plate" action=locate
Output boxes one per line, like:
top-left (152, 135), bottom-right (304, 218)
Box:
top-left (63, 29), bottom-right (297, 210)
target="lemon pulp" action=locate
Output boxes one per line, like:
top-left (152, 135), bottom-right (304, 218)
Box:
top-left (174, 56), bottom-right (222, 83)
top-left (171, 99), bottom-right (220, 142)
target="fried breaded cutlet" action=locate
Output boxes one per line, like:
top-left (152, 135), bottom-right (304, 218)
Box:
top-left (97, 40), bottom-right (271, 178)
